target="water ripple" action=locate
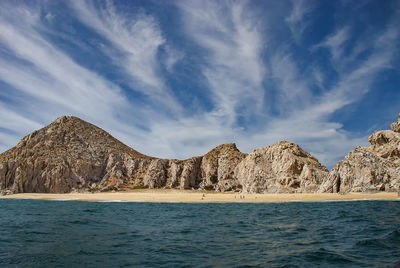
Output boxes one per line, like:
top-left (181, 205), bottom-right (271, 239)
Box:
top-left (0, 199), bottom-right (399, 267)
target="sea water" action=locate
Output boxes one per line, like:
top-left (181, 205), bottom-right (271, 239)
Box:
top-left (0, 199), bottom-right (399, 267)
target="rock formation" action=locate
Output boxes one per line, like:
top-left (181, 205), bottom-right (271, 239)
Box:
top-left (199, 143), bottom-right (246, 192)
top-left (0, 116), bottom-right (209, 194)
top-left (391, 113), bottom-right (400, 133)
top-left (1, 113), bottom-right (399, 194)
top-left (234, 141), bottom-right (329, 193)
top-left (319, 114), bottom-right (400, 193)
top-left (0, 116), bottom-right (151, 193)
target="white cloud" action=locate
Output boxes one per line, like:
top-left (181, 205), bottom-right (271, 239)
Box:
top-left (314, 27), bottom-right (350, 61)
top-left (312, 67), bottom-right (325, 89)
top-left (0, 5), bottom-right (155, 151)
top-left (0, 103), bottom-right (43, 134)
top-left (163, 45), bottom-right (184, 73)
top-left (263, 24), bottom-right (399, 167)
top-left (269, 49), bottom-right (311, 112)
top-left (0, 132), bottom-right (21, 154)
top-left (177, 0), bottom-right (266, 124)
top-left (0, 17), bottom-right (126, 120)
top-left (286, 0), bottom-right (315, 42)
top-left (0, 0), bottom-right (398, 171)
top-left (44, 12), bottom-right (55, 22)
top-left (70, 0), bottom-right (181, 112)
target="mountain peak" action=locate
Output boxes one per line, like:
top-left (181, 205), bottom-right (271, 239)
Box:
top-left (0, 116), bottom-right (150, 193)
top-left (1, 113), bottom-right (399, 194)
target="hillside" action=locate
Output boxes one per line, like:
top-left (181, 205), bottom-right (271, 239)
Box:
top-left (1, 114), bottom-right (399, 194)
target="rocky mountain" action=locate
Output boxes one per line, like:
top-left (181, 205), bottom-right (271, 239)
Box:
top-left (199, 143), bottom-right (246, 192)
top-left (235, 141), bottom-right (329, 193)
top-left (1, 114), bottom-right (399, 194)
top-left (319, 113), bottom-right (400, 193)
top-left (0, 116), bottom-right (151, 193)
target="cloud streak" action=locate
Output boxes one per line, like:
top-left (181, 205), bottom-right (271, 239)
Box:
top-left (70, 0), bottom-right (181, 112)
top-left (286, 0), bottom-right (315, 42)
top-left (260, 21), bottom-right (399, 166)
top-left (178, 0), bottom-right (266, 125)
top-left (0, 3), bottom-right (152, 151)
top-left (0, 0), bottom-right (399, 169)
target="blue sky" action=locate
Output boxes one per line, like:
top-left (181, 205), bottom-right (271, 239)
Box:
top-left (0, 0), bottom-right (399, 168)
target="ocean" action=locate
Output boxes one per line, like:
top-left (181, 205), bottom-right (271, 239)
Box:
top-left (0, 199), bottom-right (399, 267)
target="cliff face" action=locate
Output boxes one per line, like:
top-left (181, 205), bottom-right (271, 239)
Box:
top-left (319, 114), bottom-right (400, 193)
top-left (1, 113), bottom-right (399, 194)
top-left (0, 116), bottom-right (326, 194)
top-left (199, 143), bottom-right (247, 192)
top-left (0, 116), bottom-right (207, 193)
top-left (0, 116), bottom-right (151, 193)
top-left (234, 141), bottom-right (328, 193)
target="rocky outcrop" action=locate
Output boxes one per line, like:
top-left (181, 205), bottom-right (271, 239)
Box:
top-left (234, 141), bottom-right (329, 193)
top-left (177, 157), bottom-right (202, 189)
top-left (0, 116), bottom-right (238, 194)
top-left (0, 116), bottom-right (152, 193)
top-left (390, 113), bottom-right (400, 133)
top-left (319, 114), bottom-right (400, 193)
top-left (2, 113), bottom-right (399, 194)
top-left (141, 157), bottom-right (203, 189)
top-left (199, 143), bottom-right (246, 192)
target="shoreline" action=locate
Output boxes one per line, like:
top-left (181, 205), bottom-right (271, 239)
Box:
top-left (1, 189), bottom-right (399, 203)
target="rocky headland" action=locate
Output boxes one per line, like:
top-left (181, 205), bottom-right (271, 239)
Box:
top-left (1, 114), bottom-right (399, 194)
top-left (319, 113), bottom-right (400, 193)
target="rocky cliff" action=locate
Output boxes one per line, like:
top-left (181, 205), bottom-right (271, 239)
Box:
top-left (0, 116), bottom-right (210, 193)
top-left (234, 141), bottom-right (329, 193)
top-left (199, 143), bottom-right (246, 192)
top-left (319, 114), bottom-right (400, 193)
top-left (0, 116), bottom-right (151, 193)
top-left (1, 114), bottom-right (399, 194)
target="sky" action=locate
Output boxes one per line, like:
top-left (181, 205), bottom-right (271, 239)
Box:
top-left (0, 0), bottom-right (399, 169)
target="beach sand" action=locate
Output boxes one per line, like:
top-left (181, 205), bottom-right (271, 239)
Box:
top-left (1, 189), bottom-right (399, 203)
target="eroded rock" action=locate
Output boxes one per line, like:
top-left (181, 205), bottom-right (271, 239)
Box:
top-left (234, 141), bottom-right (328, 193)
top-left (320, 114), bottom-right (400, 193)
top-left (390, 113), bottom-right (400, 133)
top-left (3, 113), bottom-right (398, 194)
top-left (199, 143), bottom-right (246, 191)
top-left (0, 116), bottom-right (152, 193)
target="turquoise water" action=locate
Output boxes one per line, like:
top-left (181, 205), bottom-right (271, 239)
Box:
top-left (0, 200), bottom-right (399, 267)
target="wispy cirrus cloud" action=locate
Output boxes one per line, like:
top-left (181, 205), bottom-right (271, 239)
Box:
top-left (269, 49), bottom-right (311, 113)
top-left (0, 3), bottom-right (153, 151)
top-left (177, 0), bottom-right (266, 125)
top-left (0, 104), bottom-right (43, 134)
top-left (262, 21), bottom-right (399, 165)
top-left (286, 0), bottom-right (315, 42)
top-left (174, 0), bottom-right (369, 166)
top-left (0, 7), bottom-right (126, 115)
top-left (70, 0), bottom-right (181, 112)
top-left (313, 27), bottom-right (350, 62)
top-left (162, 45), bottom-right (184, 73)
top-left (0, 0), bottom-right (399, 169)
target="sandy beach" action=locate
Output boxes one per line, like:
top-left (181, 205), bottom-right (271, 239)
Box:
top-left (1, 189), bottom-right (399, 203)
